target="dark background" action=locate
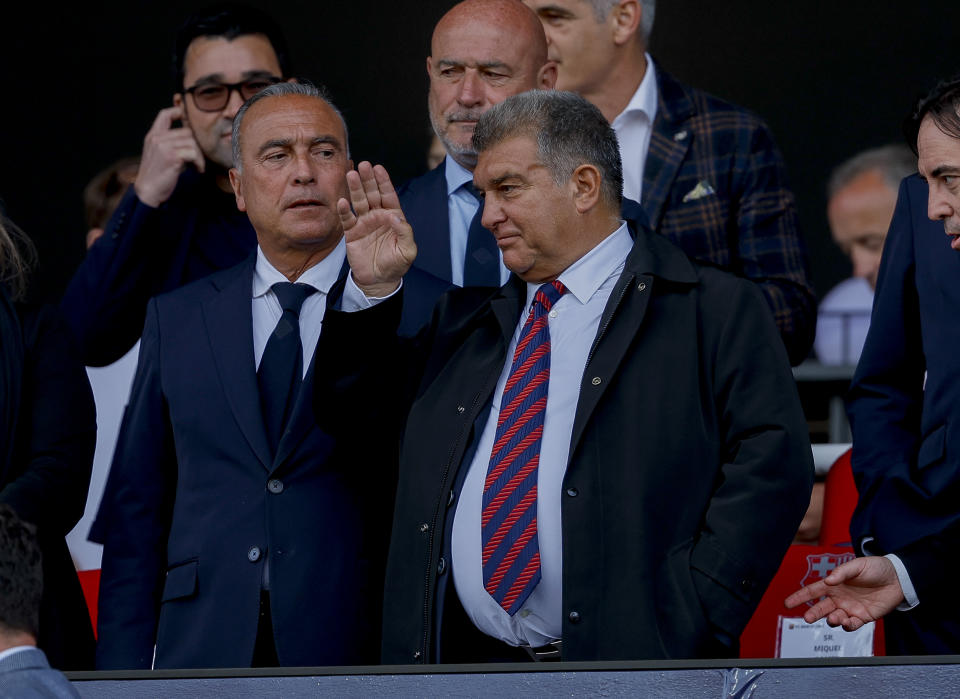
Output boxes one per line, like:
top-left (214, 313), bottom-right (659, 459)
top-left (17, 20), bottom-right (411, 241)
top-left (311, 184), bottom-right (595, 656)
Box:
top-left (1, 1), bottom-right (955, 303)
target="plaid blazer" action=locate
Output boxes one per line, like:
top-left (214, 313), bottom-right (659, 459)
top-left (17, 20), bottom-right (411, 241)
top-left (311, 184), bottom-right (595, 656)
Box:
top-left (642, 63), bottom-right (815, 364)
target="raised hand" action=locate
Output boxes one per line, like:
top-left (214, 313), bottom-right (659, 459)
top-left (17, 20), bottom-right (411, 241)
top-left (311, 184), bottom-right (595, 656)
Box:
top-left (134, 106), bottom-right (206, 208)
top-left (338, 161), bottom-right (417, 297)
top-left (784, 556), bottom-right (905, 631)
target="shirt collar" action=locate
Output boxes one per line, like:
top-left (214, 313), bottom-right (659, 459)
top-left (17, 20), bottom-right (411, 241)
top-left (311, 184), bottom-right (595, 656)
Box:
top-left (0, 646), bottom-right (36, 665)
top-left (444, 155), bottom-right (476, 197)
top-left (526, 221), bottom-right (633, 307)
top-left (616, 53), bottom-right (659, 124)
top-left (253, 237), bottom-right (346, 299)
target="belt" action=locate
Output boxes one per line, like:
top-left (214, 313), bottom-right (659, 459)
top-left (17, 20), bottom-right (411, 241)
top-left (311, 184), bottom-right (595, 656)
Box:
top-left (521, 639), bottom-right (562, 662)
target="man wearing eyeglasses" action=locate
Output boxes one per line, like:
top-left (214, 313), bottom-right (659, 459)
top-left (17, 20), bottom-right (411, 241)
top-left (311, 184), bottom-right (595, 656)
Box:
top-left (61, 5), bottom-right (291, 367)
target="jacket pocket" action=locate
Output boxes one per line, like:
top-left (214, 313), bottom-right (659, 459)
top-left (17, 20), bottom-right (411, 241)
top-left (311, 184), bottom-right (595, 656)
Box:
top-left (161, 559), bottom-right (198, 603)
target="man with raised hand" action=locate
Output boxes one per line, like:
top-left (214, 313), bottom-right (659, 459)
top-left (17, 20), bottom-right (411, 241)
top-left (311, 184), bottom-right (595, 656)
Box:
top-left (324, 89), bottom-right (812, 663)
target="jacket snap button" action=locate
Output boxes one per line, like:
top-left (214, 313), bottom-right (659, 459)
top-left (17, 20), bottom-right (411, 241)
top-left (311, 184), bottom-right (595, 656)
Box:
top-left (457, 405), bottom-right (465, 414)
top-left (591, 377), bottom-right (601, 386)
top-left (568, 611), bottom-right (581, 623)
top-left (419, 523), bottom-right (429, 533)
top-left (267, 479), bottom-right (284, 494)
top-left (566, 487), bottom-right (579, 497)
top-left (247, 546), bottom-right (261, 562)
top-left (637, 282), bottom-right (646, 292)
top-left (413, 650), bottom-right (422, 660)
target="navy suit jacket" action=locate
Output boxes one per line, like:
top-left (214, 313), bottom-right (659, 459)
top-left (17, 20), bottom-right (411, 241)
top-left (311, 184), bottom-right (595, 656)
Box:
top-left (95, 255), bottom-right (397, 669)
top-left (848, 174), bottom-right (960, 554)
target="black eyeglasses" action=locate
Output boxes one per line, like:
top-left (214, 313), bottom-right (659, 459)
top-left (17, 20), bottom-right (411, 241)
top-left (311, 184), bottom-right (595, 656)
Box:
top-left (184, 76), bottom-right (282, 112)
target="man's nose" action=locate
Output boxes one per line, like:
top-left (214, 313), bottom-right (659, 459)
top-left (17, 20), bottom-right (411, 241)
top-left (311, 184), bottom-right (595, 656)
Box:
top-left (292, 154), bottom-right (317, 184)
top-left (457, 70), bottom-right (484, 107)
top-left (927, 184), bottom-right (953, 221)
top-left (480, 194), bottom-right (502, 230)
top-left (222, 86), bottom-right (247, 120)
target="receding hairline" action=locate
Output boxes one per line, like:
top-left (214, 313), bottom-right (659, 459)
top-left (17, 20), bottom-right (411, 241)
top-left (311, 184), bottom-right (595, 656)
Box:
top-left (431, 0), bottom-right (549, 68)
top-left (235, 93), bottom-right (347, 163)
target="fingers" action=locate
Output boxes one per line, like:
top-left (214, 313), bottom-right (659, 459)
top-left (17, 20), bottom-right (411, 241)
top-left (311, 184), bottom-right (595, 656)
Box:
top-left (150, 105), bottom-right (185, 134)
top-left (373, 163), bottom-right (403, 211)
top-left (358, 161), bottom-right (383, 212)
top-left (346, 169), bottom-right (369, 217)
top-left (824, 558), bottom-right (865, 585)
top-left (337, 197), bottom-right (357, 232)
top-left (785, 581), bottom-right (827, 609)
top-left (801, 596), bottom-right (837, 624)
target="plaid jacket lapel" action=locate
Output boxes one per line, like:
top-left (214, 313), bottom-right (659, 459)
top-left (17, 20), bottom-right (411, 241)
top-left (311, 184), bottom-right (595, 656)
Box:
top-left (641, 63), bottom-right (695, 231)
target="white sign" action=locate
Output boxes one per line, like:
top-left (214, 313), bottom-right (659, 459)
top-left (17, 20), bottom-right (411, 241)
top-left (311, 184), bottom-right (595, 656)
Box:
top-left (777, 616), bottom-right (874, 658)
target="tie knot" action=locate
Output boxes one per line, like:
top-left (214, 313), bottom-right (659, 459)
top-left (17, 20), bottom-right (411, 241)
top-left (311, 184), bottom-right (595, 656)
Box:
top-left (272, 282), bottom-right (315, 315)
top-left (533, 280), bottom-right (566, 313)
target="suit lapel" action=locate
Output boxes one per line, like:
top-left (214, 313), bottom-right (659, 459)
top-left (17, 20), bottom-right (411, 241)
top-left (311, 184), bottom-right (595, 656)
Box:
top-left (408, 165), bottom-right (453, 282)
top-left (201, 259), bottom-right (273, 470)
top-left (642, 64), bottom-right (695, 231)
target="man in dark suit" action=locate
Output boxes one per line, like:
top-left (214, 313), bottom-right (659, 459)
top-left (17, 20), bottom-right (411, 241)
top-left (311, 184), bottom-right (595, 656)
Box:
top-left (0, 505), bottom-right (79, 698)
top-left (839, 77), bottom-right (960, 654)
top-left (61, 6), bottom-right (293, 366)
top-left (96, 83), bottom-right (428, 669)
top-left (522, 0), bottom-right (815, 364)
top-left (325, 90), bottom-right (813, 662)
top-left (397, 0), bottom-right (557, 288)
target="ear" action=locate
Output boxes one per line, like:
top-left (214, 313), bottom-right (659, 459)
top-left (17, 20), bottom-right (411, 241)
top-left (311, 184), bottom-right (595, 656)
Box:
top-left (538, 61), bottom-right (558, 90)
top-left (570, 164), bottom-right (603, 214)
top-left (228, 168), bottom-right (246, 212)
top-left (426, 55), bottom-right (433, 77)
top-left (611, 0), bottom-right (642, 46)
top-left (173, 93), bottom-right (189, 125)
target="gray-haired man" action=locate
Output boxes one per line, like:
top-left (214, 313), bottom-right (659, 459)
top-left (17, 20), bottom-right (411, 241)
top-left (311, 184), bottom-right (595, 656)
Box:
top-left (96, 83), bottom-right (443, 670)
top-left (325, 89), bottom-right (813, 662)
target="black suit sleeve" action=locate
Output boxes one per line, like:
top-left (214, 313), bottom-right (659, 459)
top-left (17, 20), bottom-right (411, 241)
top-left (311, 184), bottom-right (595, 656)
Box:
top-left (60, 186), bottom-right (188, 366)
top-left (2, 304), bottom-right (95, 534)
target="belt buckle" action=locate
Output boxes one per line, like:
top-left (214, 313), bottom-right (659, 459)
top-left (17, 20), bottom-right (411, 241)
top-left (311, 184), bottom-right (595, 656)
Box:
top-left (522, 639), bottom-right (562, 662)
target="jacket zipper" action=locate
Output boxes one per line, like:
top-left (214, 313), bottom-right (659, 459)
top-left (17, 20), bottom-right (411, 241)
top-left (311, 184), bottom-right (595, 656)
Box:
top-left (586, 274), bottom-right (635, 368)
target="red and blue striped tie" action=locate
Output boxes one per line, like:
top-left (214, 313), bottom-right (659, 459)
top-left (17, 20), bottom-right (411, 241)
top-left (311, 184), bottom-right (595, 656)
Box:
top-left (482, 279), bottom-right (566, 615)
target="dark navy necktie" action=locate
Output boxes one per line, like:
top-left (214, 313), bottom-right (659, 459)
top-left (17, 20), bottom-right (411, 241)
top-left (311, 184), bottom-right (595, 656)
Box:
top-left (258, 282), bottom-right (315, 454)
top-left (463, 183), bottom-right (502, 287)
top-left (482, 279), bottom-right (566, 615)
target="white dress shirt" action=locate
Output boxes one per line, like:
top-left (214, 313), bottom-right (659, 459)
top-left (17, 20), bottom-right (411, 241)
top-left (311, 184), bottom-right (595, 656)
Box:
top-left (444, 156), bottom-right (510, 287)
top-left (451, 223), bottom-right (634, 647)
top-left (252, 239), bottom-right (346, 376)
top-left (611, 54), bottom-right (659, 204)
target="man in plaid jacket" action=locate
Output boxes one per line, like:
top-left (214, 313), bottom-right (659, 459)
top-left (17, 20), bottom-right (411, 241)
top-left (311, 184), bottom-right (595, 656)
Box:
top-left (523, 0), bottom-right (815, 363)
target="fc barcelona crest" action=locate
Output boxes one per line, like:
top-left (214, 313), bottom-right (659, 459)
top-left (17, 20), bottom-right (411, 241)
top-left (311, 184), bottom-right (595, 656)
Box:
top-left (798, 553), bottom-right (855, 606)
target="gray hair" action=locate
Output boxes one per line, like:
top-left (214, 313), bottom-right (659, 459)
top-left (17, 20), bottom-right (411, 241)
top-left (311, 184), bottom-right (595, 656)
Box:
top-left (827, 144), bottom-right (916, 199)
top-left (472, 90), bottom-right (623, 210)
top-left (586, 0), bottom-right (655, 40)
top-left (232, 82), bottom-right (350, 171)
top-left (0, 217), bottom-right (36, 302)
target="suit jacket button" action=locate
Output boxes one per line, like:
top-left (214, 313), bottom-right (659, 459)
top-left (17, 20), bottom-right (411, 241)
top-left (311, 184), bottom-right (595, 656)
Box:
top-left (591, 377), bottom-right (602, 386)
top-left (268, 479), bottom-right (284, 494)
top-left (568, 610), bottom-right (581, 623)
top-left (247, 546), bottom-right (261, 562)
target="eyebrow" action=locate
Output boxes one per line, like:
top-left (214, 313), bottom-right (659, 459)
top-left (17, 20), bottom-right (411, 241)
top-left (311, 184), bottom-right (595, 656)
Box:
top-left (256, 135), bottom-right (342, 156)
top-left (191, 70), bottom-right (278, 86)
top-left (532, 4), bottom-right (576, 17)
top-left (930, 165), bottom-right (960, 178)
top-left (435, 58), bottom-right (510, 71)
top-left (488, 172), bottom-right (523, 187)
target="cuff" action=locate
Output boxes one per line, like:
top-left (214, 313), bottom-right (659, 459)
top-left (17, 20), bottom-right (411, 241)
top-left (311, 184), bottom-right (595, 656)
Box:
top-left (884, 554), bottom-right (918, 610)
top-left (342, 273), bottom-right (402, 311)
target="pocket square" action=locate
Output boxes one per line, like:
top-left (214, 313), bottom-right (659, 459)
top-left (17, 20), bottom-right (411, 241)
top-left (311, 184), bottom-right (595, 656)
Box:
top-left (682, 180), bottom-right (716, 203)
